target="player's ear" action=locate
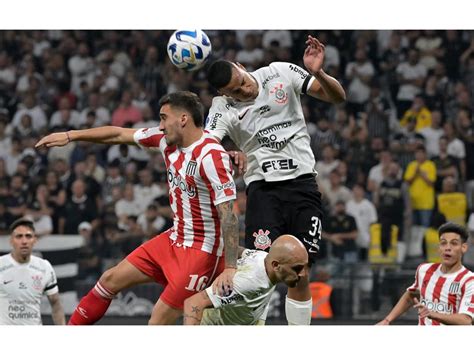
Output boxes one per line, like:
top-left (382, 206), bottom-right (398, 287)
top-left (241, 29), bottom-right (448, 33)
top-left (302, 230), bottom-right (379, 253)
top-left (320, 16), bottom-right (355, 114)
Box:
top-left (462, 242), bottom-right (468, 254)
top-left (180, 113), bottom-right (188, 127)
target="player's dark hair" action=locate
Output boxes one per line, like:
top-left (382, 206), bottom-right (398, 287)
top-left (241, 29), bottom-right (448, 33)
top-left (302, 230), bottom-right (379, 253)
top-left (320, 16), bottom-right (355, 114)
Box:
top-left (9, 218), bottom-right (35, 234)
top-left (207, 60), bottom-right (234, 89)
top-left (438, 222), bottom-right (469, 243)
top-left (159, 91), bottom-right (204, 127)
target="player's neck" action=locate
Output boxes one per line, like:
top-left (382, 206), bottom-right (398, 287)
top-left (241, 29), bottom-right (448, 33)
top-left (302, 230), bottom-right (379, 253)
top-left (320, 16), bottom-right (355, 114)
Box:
top-left (440, 261), bottom-right (463, 274)
top-left (11, 252), bottom-right (31, 264)
top-left (180, 128), bottom-right (203, 149)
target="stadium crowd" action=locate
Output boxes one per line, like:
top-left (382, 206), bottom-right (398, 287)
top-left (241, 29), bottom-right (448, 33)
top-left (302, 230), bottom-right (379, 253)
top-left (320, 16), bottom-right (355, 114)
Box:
top-left (1, 30), bottom-right (474, 283)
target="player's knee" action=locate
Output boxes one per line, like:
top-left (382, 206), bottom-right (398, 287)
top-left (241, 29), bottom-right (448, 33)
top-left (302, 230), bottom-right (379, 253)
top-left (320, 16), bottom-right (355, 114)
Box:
top-left (99, 267), bottom-right (120, 293)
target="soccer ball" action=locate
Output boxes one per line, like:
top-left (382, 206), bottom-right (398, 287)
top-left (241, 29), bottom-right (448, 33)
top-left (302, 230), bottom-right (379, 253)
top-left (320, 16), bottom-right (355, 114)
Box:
top-left (167, 29), bottom-right (212, 71)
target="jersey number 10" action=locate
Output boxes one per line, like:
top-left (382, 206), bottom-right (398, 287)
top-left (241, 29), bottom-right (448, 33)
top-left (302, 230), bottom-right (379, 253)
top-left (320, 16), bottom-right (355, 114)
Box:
top-left (185, 274), bottom-right (208, 291)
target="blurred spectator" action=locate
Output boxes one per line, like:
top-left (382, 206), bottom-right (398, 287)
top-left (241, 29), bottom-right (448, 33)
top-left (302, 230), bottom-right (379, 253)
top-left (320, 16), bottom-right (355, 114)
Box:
top-left (419, 109), bottom-right (444, 158)
top-left (373, 162), bottom-right (411, 249)
top-left (379, 32), bottom-right (405, 100)
top-left (59, 178), bottom-right (99, 234)
top-left (24, 184), bottom-right (54, 237)
top-left (133, 168), bottom-right (166, 214)
top-left (115, 182), bottom-right (142, 229)
top-left (79, 92), bottom-right (111, 127)
top-left (49, 96), bottom-right (81, 129)
top-left (11, 93), bottom-right (48, 133)
top-left (443, 121), bottom-right (466, 182)
top-left (363, 83), bottom-right (394, 141)
top-left (389, 115), bottom-right (425, 169)
top-left (262, 30), bottom-right (292, 50)
top-left (436, 176), bottom-right (468, 226)
top-left (432, 136), bottom-right (461, 192)
top-left (45, 170), bottom-right (66, 233)
top-left (345, 48), bottom-right (375, 115)
top-left (111, 90), bottom-right (142, 127)
top-left (404, 146), bottom-right (436, 257)
top-left (346, 184), bottom-right (377, 260)
top-left (84, 152), bottom-right (105, 184)
top-left (137, 203), bottom-right (170, 240)
top-left (395, 48), bottom-right (427, 116)
top-left (321, 169), bottom-right (353, 211)
top-left (322, 200), bottom-right (358, 262)
top-left (0, 115), bottom-right (11, 154)
top-left (414, 30), bottom-right (444, 70)
top-left (0, 199), bottom-right (14, 234)
top-left (77, 221), bottom-right (104, 281)
top-left (235, 33), bottom-right (264, 71)
top-left (367, 150), bottom-right (394, 194)
top-left (315, 144), bottom-right (340, 194)
top-left (455, 108), bottom-right (474, 209)
top-left (399, 95), bottom-right (432, 132)
top-left (68, 41), bottom-right (95, 95)
top-left (5, 174), bottom-right (28, 220)
top-left (0, 51), bottom-right (16, 89)
top-left (102, 159), bottom-right (125, 205)
top-left (1, 136), bottom-right (23, 176)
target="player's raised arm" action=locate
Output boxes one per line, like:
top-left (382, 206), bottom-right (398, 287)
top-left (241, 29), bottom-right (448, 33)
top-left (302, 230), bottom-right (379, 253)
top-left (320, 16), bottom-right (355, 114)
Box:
top-left (303, 35), bottom-right (346, 104)
top-left (213, 200), bottom-right (239, 296)
top-left (35, 126), bottom-right (138, 149)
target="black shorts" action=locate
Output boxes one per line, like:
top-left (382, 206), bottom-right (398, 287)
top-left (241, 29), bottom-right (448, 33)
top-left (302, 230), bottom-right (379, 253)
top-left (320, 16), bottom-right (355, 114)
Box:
top-left (244, 174), bottom-right (323, 264)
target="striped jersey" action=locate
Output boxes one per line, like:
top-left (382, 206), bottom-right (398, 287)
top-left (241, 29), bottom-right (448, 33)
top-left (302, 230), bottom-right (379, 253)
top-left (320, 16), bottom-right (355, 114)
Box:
top-left (133, 128), bottom-right (236, 256)
top-left (0, 254), bottom-right (59, 325)
top-left (407, 263), bottom-right (474, 325)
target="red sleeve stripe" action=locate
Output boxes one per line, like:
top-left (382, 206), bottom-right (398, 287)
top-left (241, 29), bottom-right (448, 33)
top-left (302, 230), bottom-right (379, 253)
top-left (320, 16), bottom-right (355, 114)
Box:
top-left (430, 276), bottom-right (446, 326)
top-left (199, 162), bottom-right (221, 255)
top-left (209, 151), bottom-right (234, 197)
top-left (421, 263), bottom-right (440, 299)
top-left (171, 152), bottom-right (186, 245)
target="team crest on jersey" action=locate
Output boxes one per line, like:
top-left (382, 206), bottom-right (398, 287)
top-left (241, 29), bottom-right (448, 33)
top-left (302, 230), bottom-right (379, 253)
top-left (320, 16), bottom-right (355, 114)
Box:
top-left (185, 160), bottom-right (197, 176)
top-left (270, 84), bottom-right (288, 104)
top-left (448, 282), bottom-right (460, 295)
top-left (32, 275), bottom-right (42, 290)
top-left (253, 229), bottom-right (272, 250)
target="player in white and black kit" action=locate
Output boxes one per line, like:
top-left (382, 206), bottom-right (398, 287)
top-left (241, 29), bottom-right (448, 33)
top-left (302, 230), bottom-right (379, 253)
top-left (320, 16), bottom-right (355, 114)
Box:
top-left (0, 218), bottom-right (65, 325)
top-left (205, 35), bottom-right (346, 324)
top-left (183, 234), bottom-right (308, 325)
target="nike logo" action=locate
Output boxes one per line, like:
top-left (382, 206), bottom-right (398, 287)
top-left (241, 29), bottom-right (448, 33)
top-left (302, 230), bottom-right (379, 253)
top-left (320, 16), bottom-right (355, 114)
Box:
top-left (238, 109), bottom-right (250, 120)
top-left (3, 280), bottom-right (13, 285)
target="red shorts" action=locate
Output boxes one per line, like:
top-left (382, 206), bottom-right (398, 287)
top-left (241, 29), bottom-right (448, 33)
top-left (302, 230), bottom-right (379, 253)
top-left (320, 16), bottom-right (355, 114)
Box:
top-left (126, 230), bottom-right (224, 309)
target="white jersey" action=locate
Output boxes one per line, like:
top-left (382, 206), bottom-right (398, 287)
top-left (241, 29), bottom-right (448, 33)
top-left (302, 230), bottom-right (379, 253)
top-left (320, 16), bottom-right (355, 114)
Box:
top-left (407, 263), bottom-right (474, 325)
top-left (134, 129), bottom-right (236, 256)
top-left (203, 249), bottom-right (275, 325)
top-left (206, 62), bottom-right (318, 185)
top-left (0, 254), bottom-right (59, 325)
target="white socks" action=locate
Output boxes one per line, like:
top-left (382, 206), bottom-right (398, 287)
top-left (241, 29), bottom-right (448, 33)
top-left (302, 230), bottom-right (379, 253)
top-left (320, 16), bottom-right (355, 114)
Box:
top-left (285, 296), bottom-right (312, 325)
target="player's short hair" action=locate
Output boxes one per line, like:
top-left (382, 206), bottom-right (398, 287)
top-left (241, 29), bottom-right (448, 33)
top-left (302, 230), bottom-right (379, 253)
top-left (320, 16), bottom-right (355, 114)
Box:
top-left (159, 91), bottom-right (204, 127)
top-left (438, 222), bottom-right (469, 243)
top-left (9, 218), bottom-right (35, 234)
top-left (207, 60), bottom-right (234, 89)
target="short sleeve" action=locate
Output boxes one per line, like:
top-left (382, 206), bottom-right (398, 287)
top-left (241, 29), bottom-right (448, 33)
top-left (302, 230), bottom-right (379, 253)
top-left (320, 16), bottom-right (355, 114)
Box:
top-left (459, 279), bottom-right (474, 319)
top-left (43, 260), bottom-right (59, 296)
top-left (205, 98), bottom-right (234, 141)
top-left (271, 62), bottom-right (314, 95)
top-left (133, 127), bottom-right (165, 152)
top-left (200, 150), bottom-right (236, 205)
top-left (407, 264), bottom-right (422, 293)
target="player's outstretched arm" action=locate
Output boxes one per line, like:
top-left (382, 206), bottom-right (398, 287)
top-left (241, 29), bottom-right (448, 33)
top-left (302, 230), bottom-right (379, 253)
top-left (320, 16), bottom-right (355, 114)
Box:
top-left (376, 291), bottom-right (414, 325)
top-left (303, 35), bottom-right (346, 104)
top-left (413, 297), bottom-right (472, 325)
top-left (183, 291), bottom-right (213, 325)
top-left (48, 293), bottom-right (66, 325)
top-left (213, 200), bottom-right (239, 296)
top-left (35, 126), bottom-right (138, 149)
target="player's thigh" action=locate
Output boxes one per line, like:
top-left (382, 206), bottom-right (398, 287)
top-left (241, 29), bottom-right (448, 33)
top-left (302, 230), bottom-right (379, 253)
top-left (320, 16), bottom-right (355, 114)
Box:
top-left (290, 183), bottom-right (323, 264)
top-left (245, 182), bottom-right (284, 251)
top-left (99, 258), bottom-right (155, 293)
top-left (159, 247), bottom-right (224, 310)
top-left (148, 299), bottom-right (182, 325)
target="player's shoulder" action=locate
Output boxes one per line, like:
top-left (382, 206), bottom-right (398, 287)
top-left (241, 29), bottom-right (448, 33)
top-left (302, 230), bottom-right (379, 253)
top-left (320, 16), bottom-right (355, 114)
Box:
top-left (0, 254), bottom-right (11, 265)
top-left (210, 96), bottom-right (234, 110)
top-left (30, 255), bottom-right (54, 270)
top-left (240, 249), bottom-right (267, 263)
top-left (416, 262), bottom-right (438, 273)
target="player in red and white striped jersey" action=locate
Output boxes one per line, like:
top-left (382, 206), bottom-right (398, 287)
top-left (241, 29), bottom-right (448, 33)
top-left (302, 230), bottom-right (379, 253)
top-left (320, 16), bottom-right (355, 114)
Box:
top-left (35, 91), bottom-right (240, 325)
top-left (378, 222), bottom-right (474, 325)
